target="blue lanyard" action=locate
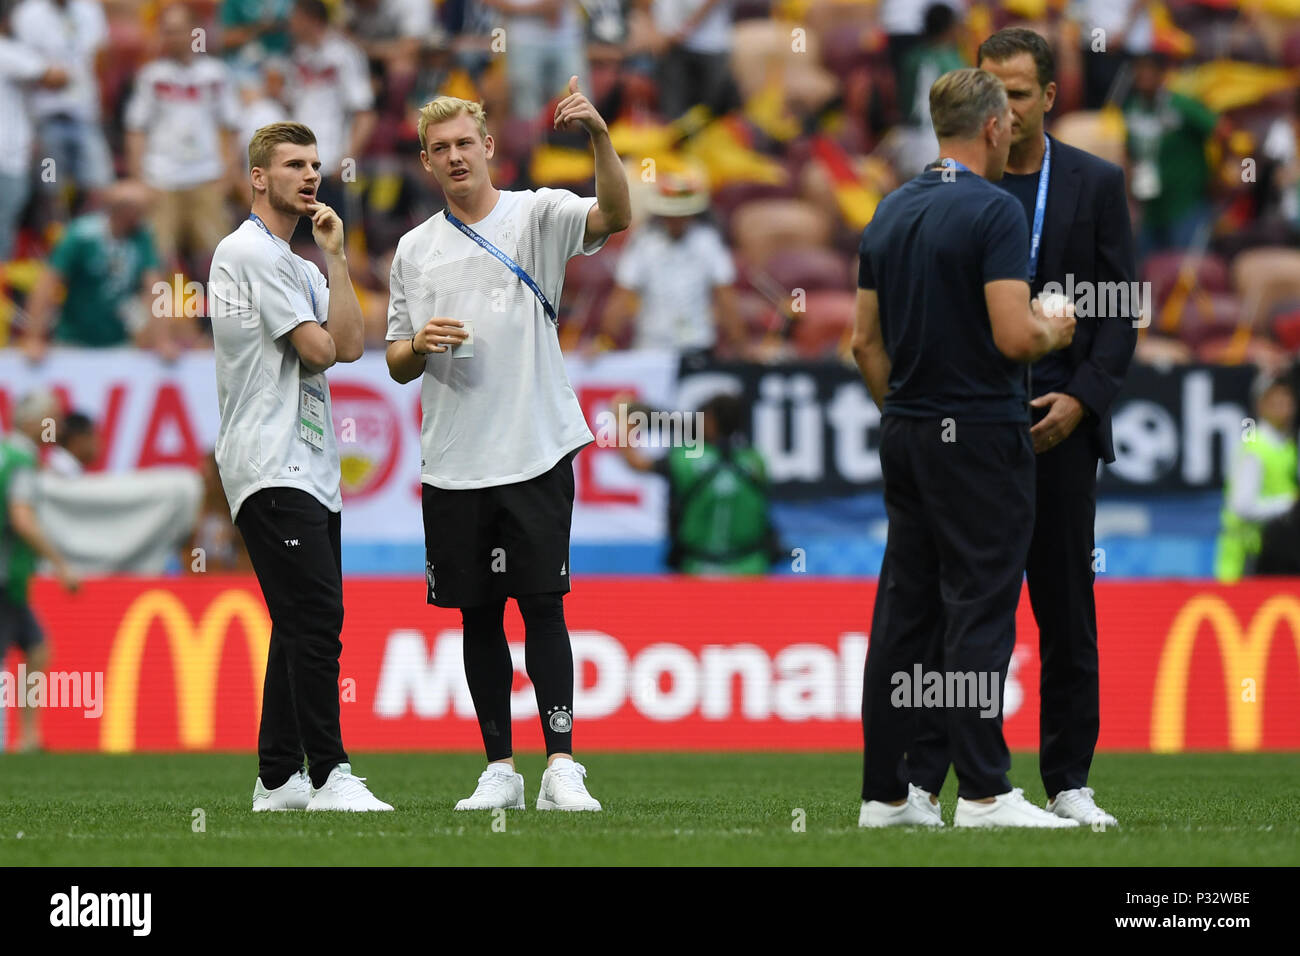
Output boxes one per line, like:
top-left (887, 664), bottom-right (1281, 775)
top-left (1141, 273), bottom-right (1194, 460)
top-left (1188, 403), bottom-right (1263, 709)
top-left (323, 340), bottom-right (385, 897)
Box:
top-left (249, 213), bottom-right (317, 314)
top-left (941, 135), bottom-right (1051, 283)
top-left (445, 210), bottom-right (557, 325)
top-left (1027, 135), bottom-right (1051, 284)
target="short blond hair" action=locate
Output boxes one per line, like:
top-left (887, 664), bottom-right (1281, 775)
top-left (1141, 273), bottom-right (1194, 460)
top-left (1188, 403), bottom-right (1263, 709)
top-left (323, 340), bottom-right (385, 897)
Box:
top-left (929, 68), bottom-right (1008, 140)
top-left (248, 122), bottom-right (316, 171)
top-left (418, 97), bottom-right (488, 152)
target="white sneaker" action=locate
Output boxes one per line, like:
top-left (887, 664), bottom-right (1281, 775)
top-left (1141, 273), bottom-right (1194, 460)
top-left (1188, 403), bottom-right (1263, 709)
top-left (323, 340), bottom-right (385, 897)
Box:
top-left (954, 787), bottom-right (1080, 828)
top-left (910, 783), bottom-right (942, 822)
top-left (252, 769), bottom-right (311, 811)
top-left (305, 763), bottom-right (393, 812)
top-left (537, 758), bottom-right (602, 811)
top-left (454, 763), bottom-right (525, 810)
top-left (1047, 787), bottom-right (1118, 827)
top-left (859, 792), bottom-right (944, 827)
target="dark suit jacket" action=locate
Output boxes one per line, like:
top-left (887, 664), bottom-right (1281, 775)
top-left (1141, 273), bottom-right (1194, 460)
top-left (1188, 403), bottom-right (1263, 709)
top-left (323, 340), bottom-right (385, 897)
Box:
top-left (1028, 134), bottom-right (1138, 464)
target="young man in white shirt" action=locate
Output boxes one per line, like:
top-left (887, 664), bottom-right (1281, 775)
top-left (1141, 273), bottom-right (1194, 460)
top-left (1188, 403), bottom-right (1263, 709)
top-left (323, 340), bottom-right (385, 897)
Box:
top-left (124, 2), bottom-right (241, 272)
top-left (209, 121), bottom-right (391, 812)
top-left (385, 87), bottom-right (630, 812)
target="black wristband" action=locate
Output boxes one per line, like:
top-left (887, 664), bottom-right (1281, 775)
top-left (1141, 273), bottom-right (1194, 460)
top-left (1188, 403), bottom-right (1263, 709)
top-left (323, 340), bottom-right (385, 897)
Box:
top-left (410, 335), bottom-right (425, 356)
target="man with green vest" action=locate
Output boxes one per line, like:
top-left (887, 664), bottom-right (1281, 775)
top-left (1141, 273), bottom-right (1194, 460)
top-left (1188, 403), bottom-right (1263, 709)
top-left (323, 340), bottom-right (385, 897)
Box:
top-left (0, 390), bottom-right (80, 751)
top-left (615, 391), bottom-right (779, 574)
top-left (1215, 375), bottom-right (1298, 582)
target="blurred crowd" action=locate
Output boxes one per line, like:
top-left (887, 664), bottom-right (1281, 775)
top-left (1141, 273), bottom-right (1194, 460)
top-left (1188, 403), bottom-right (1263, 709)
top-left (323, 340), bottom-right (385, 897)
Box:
top-left (1, 0), bottom-right (1300, 366)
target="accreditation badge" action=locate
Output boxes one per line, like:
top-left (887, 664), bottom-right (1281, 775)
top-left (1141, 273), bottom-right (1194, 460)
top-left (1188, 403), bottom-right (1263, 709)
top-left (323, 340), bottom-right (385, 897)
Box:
top-left (298, 379), bottom-right (327, 451)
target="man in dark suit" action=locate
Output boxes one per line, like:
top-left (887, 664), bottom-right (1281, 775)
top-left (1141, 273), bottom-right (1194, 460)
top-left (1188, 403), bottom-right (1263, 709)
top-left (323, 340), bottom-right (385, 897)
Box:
top-left (906, 28), bottom-right (1138, 827)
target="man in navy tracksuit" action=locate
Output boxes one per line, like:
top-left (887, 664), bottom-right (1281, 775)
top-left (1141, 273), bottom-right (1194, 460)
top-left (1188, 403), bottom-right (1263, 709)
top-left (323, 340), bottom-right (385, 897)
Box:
top-left (853, 66), bottom-right (1078, 828)
top-left (906, 29), bottom-right (1138, 827)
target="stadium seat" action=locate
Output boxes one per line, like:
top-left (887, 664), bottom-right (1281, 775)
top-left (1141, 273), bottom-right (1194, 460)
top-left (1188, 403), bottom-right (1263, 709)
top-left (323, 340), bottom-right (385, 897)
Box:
top-left (756, 247), bottom-right (854, 292)
top-left (730, 20), bottom-right (823, 103)
top-left (1195, 334), bottom-right (1289, 367)
top-left (1231, 247), bottom-right (1300, 327)
top-left (730, 198), bottom-right (832, 265)
top-left (1282, 29), bottom-right (1300, 67)
top-left (1172, 291), bottom-right (1243, 347)
top-left (711, 181), bottom-right (800, 233)
top-left (1142, 250), bottom-right (1231, 311)
top-left (1050, 110), bottom-right (1126, 168)
top-left (1271, 306), bottom-right (1300, 351)
top-left (790, 289), bottom-right (856, 358)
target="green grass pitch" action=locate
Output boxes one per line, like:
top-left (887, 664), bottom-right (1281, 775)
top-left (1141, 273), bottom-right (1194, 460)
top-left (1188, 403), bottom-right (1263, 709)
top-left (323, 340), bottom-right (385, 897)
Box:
top-left (0, 752), bottom-right (1297, 865)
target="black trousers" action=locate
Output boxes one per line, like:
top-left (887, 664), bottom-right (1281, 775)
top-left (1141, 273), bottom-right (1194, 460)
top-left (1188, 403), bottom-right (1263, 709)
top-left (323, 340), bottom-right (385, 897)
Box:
top-left (862, 416), bottom-right (1034, 803)
top-left (236, 487), bottom-right (349, 789)
top-left (907, 424), bottom-right (1100, 799)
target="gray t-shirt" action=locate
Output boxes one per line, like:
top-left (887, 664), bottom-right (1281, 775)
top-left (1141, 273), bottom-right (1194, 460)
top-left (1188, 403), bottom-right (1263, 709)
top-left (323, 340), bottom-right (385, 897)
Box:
top-left (386, 188), bottom-right (603, 489)
top-left (209, 218), bottom-right (340, 519)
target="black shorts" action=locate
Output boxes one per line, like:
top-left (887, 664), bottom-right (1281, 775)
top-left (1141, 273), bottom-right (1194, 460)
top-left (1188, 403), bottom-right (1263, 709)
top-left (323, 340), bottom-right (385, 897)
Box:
top-left (422, 450), bottom-right (578, 609)
top-left (0, 594), bottom-right (45, 659)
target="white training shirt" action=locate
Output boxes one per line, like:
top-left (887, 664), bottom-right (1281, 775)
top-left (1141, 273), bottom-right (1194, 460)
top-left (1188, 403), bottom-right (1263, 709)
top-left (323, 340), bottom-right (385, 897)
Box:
top-left (124, 55), bottom-right (241, 190)
top-left (11, 0), bottom-right (107, 122)
top-left (286, 32), bottom-right (373, 176)
top-left (0, 37), bottom-right (47, 177)
top-left (209, 218), bottom-right (339, 520)
top-left (386, 188), bottom-right (604, 489)
top-left (614, 221), bottom-right (735, 351)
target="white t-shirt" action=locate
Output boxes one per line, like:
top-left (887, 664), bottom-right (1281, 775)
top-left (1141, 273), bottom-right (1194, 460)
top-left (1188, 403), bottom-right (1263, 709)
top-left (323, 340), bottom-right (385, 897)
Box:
top-left (504, 0), bottom-right (584, 47)
top-left (209, 217), bottom-right (339, 520)
top-left (386, 188), bottom-right (603, 489)
top-left (615, 221), bottom-right (734, 351)
top-left (11, 0), bottom-right (106, 122)
top-left (0, 37), bottom-right (47, 177)
top-left (287, 32), bottom-right (373, 175)
top-left (124, 55), bottom-right (241, 190)
top-left (651, 0), bottom-right (733, 54)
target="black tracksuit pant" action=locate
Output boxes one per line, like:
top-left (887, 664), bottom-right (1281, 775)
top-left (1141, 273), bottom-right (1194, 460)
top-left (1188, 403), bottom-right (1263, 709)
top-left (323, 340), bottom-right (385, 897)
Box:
top-left (236, 487), bottom-right (349, 790)
top-left (906, 424), bottom-right (1101, 799)
top-left (861, 416), bottom-right (1035, 803)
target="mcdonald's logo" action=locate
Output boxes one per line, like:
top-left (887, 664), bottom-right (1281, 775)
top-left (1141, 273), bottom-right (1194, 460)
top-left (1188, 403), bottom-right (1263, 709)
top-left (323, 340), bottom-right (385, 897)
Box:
top-left (101, 589), bottom-right (270, 752)
top-left (1151, 594), bottom-right (1300, 752)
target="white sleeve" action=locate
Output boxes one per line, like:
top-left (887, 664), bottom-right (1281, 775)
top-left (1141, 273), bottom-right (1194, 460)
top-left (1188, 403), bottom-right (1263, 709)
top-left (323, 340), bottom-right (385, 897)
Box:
top-left (123, 66), bottom-right (154, 131)
top-left (706, 229), bottom-right (736, 286)
top-left (613, 234), bottom-right (647, 291)
top-left (385, 250), bottom-right (414, 341)
top-left (309, 260), bottom-right (330, 325)
top-left (343, 44), bottom-right (374, 113)
top-left (0, 43), bottom-right (47, 83)
top-left (85, 0), bottom-right (109, 52)
top-left (8, 464), bottom-right (36, 506)
top-left (538, 187), bottom-right (604, 259)
top-left (261, 253), bottom-right (321, 339)
top-left (1262, 119), bottom-right (1295, 164)
top-left (210, 249), bottom-right (318, 340)
top-left (216, 63), bottom-right (243, 130)
top-left (397, 0), bottom-right (434, 36)
top-left (1228, 450), bottom-right (1296, 523)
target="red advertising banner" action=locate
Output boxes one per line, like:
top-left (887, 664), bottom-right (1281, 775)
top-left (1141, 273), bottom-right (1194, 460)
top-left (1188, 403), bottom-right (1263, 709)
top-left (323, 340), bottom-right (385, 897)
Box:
top-left (4, 577), bottom-right (1299, 753)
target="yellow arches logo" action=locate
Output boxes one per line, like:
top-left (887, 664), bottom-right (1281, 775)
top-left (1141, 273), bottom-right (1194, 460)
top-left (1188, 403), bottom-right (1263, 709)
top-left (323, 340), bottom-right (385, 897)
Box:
top-left (101, 589), bottom-right (270, 752)
top-left (1151, 594), bottom-right (1300, 752)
